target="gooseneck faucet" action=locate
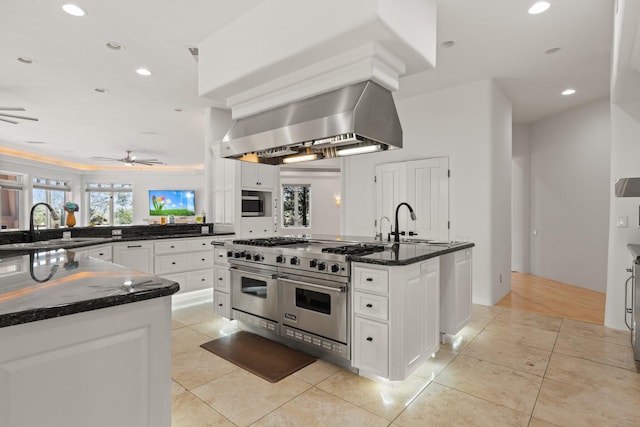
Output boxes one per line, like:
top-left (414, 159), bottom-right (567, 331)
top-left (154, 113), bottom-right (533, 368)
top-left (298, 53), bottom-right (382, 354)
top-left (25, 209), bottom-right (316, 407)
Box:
top-left (377, 216), bottom-right (390, 241)
top-left (394, 202), bottom-right (417, 243)
top-left (29, 202), bottom-right (60, 242)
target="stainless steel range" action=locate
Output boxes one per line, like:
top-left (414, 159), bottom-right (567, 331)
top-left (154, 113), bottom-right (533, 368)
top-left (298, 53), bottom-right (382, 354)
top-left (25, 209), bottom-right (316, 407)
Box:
top-left (225, 237), bottom-right (385, 365)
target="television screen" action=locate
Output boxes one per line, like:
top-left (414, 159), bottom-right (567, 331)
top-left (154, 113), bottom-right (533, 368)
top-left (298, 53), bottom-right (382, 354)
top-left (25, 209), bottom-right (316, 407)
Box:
top-left (149, 190), bottom-right (196, 216)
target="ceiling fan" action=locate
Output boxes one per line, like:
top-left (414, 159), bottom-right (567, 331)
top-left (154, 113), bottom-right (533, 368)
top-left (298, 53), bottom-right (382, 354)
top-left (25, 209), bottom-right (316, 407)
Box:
top-left (0, 107), bottom-right (38, 124)
top-left (90, 150), bottom-right (163, 166)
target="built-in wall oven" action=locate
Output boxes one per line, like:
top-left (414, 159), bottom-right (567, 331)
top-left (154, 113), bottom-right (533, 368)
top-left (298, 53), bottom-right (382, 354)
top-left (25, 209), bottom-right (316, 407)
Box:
top-left (279, 267), bottom-right (349, 360)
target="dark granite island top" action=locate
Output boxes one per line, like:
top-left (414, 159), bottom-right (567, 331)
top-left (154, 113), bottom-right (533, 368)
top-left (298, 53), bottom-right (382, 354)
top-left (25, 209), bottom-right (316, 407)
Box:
top-left (305, 234), bottom-right (475, 266)
top-left (0, 249), bottom-right (179, 328)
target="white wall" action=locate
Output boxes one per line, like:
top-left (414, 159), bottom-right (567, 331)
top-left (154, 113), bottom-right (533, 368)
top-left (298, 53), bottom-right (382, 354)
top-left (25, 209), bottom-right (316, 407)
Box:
top-left (606, 103), bottom-right (640, 330)
top-left (343, 79), bottom-right (512, 305)
top-left (512, 124), bottom-right (531, 273)
top-left (0, 157), bottom-right (205, 228)
top-left (529, 98), bottom-right (611, 292)
top-left (280, 170), bottom-right (341, 236)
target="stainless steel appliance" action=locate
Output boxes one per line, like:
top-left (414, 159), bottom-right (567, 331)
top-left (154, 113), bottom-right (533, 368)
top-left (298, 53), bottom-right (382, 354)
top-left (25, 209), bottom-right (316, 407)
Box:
top-left (241, 195), bottom-right (264, 217)
top-left (625, 244), bottom-right (640, 362)
top-left (225, 237), bottom-right (385, 364)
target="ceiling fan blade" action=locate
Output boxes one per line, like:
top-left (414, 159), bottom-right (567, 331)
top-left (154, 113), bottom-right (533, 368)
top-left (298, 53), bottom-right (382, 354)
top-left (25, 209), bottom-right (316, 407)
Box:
top-left (0, 112), bottom-right (38, 121)
top-left (0, 107), bottom-right (26, 111)
top-left (90, 156), bottom-right (122, 161)
top-left (134, 158), bottom-right (160, 163)
top-left (0, 117), bottom-right (18, 124)
top-left (135, 161), bottom-right (163, 166)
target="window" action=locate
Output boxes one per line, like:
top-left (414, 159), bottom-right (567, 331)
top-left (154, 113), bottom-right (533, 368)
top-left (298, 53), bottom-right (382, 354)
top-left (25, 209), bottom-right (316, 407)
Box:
top-left (86, 183), bottom-right (133, 226)
top-left (32, 177), bottom-right (70, 228)
top-left (0, 172), bottom-right (24, 230)
top-left (282, 185), bottom-right (310, 228)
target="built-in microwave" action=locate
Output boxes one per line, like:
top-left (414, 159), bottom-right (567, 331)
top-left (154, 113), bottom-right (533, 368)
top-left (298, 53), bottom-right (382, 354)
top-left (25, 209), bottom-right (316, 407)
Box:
top-left (242, 195), bottom-right (264, 216)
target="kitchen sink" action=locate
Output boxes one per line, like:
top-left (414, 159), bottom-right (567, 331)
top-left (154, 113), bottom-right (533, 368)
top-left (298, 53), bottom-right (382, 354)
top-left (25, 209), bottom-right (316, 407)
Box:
top-left (0, 237), bottom-right (110, 251)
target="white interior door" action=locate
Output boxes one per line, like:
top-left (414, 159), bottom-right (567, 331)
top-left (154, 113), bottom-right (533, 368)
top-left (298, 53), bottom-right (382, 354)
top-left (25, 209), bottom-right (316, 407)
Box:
top-left (375, 162), bottom-right (405, 236)
top-left (406, 157), bottom-right (449, 240)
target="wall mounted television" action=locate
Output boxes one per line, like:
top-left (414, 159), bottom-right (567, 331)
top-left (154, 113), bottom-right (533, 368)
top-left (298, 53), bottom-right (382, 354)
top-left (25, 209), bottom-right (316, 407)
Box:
top-left (149, 190), bottom-right (196, 216)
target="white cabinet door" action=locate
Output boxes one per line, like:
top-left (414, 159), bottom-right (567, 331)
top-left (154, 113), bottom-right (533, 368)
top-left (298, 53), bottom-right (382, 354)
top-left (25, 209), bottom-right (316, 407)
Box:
top-left (353, 317), bottom-right (389, 378)
top-left (214, 266), bottom-right (230, 292)
top-left (112, 241), bottom-right (154, 274)
top-left (375, 162), bottom-right (404, 235)
top-left (214, 290), bottom-right (231, 318)
top-left (406, 157), bottom-right (449, 240)
top-left (241, 163), bottom-right (275, 189)
top-left (421, 258), bottom-right (440, 358)
top-left (440, 249), bottom-right (473, 336)
top-left (241, 217), bottom-right (275, 237)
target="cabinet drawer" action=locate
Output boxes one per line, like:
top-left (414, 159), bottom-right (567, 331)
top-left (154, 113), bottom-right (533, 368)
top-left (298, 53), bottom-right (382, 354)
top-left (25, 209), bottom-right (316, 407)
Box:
top-left (187, 251), bottom-right (214, 270)
top-left (154, 254), bottom-right (188, 274)
top-left (353, 266), bottom-right (389, 294)
top-left (214, 247), bottom-right (230, 266)
top-left (214, 290), bottom-right (231, 319)
top-left (187, 269), bottom-right (214, 291)
top-left (214, 266), bottom-right (230, 292)
top-left (353, 317), bottom-right (388, 377)
top-left (85, 244), bottom-right (112, 261)
top-left (154, 240), bottom-right (188, 254)
top-left (158, 272), bottom-right (188, 293)
top-left (187, 238), bottom-right (214, 252)
top-left (354, 292), bottom-right (388, 321)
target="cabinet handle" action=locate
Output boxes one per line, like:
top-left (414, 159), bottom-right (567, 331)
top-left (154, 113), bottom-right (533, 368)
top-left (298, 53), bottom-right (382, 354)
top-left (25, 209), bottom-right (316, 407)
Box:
top-left (218, 277), bottom-right (223, 281)
top-left (201, 258), bottom-right (206, 261)
top-left (127, 245), bottom-right (142, 248)
top-left (218, 255), bottom-right (224, 258)
top-left (366, 303), bottom-right (373, 308)
top-left (171, 245), bottom-right (175, 248)
top-left (171, 262), bottom-right (176, 265)
top-left (366, 277), bottom-right (373, 282)
top-left (201, 278), bottom-right (205, 282)
top-left (218, 303), bottom-right (223, 307)
top-left (366, 337), bottom-right (373, 342)
top-left (99, 253), bottom-right (104, 256)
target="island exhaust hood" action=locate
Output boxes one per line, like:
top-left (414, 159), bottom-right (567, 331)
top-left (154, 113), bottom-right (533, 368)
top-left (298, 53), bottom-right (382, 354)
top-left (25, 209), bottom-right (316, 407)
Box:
top-left (220, 80), bottom-right (402, 165)
top-left (615, 178), bottom-right (640, 197)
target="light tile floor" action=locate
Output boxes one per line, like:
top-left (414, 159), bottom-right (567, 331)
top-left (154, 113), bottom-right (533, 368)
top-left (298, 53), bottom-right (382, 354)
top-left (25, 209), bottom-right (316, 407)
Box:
top-left (171, 302), bottom-right (640, 427)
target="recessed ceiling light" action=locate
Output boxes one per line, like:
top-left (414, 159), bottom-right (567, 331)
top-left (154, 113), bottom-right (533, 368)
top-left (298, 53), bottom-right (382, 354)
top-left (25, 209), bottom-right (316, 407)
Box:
top-left (17, 57), bottom-right (35, 64)
top-left (544, 47), bottom-right (561, 55)
top-left (561, 88), bottom-right (576, 96)
top-left (440, 40), bottom-right (456, 48)
top-left (136, 68), bottom-right (152, 76)
top-left (174, 108), bottom-right (183, 112)
top-left (94, 88), bottom-right (108, 93)
top-left (528, 1), bottom-right (550, 15)
top-left (105, 41), bottom-right (124, 51)
top-left (62, 4), bottom-right (86, 17)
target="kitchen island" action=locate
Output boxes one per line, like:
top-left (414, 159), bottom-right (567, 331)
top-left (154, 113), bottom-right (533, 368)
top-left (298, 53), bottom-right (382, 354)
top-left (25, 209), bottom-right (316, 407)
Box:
top-left (0, 249), bottom-right (179, 427)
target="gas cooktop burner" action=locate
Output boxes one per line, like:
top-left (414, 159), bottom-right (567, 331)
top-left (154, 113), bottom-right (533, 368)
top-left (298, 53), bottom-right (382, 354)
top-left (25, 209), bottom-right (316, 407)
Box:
top-left (321, 244), bottom-right (386, 256)
top-left (231, 237), bottom-right (309, 247)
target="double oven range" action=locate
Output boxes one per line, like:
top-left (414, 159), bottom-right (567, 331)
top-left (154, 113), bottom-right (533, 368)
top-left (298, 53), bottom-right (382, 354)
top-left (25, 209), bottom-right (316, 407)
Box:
top-left (225, 237), bottom-right (384, 365)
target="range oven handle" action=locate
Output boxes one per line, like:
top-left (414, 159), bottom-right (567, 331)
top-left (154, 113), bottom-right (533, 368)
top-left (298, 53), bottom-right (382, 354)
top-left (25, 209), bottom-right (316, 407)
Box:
top-left (229, 266), bottom-right (278, 280)
top-left (279, 277), bottom-right (347, 293)
top-left (625, 271), bottom-right (633, 330)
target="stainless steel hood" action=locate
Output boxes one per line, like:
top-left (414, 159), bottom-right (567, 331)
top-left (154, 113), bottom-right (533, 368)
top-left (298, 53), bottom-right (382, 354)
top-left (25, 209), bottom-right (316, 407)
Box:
top-left (615, 178), bottom-right (640, 197)
top-left (220, 80), bottom-right (402, 165)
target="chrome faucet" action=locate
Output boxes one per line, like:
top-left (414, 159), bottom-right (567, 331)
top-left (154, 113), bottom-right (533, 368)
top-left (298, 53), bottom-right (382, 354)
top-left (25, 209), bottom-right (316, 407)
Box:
top-left (29, 202), bottom-right (60, 242)
top-left (394, 202), bottom-right (417, 243)
top-left (376, 216), bottom-right (390, 241)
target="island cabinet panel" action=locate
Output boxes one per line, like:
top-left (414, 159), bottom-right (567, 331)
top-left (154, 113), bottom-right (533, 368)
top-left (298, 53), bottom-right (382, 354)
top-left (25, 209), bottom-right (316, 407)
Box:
top-left (112, 241), bottom-right (154, 274)
top-left (72, 243), bottom-right (112, 262)
top-left (440, 249), bottom-right (473, 338)
top-left (0, 297), bottom-right (172, 427)
top-left (352, 258), bottom-right (440, 381)
top-left (213, 246), bottom-right (231, 318)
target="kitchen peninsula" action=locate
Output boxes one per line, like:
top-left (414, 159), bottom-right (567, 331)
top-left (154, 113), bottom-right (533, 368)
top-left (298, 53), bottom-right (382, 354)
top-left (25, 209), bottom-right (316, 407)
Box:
top-left (0, 250), bottom-right (178, 427)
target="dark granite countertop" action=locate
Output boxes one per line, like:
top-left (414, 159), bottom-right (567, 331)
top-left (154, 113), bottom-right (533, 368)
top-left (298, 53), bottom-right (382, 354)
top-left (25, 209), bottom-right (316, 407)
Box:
top-left (0, 250), bottom-right (179, 328)
top-left (302, 234), bottom-right (475, 266)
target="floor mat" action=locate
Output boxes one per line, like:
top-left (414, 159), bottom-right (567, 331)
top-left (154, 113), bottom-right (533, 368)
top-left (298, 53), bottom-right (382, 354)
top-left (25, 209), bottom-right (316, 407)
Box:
top-left (200, 331), bottom-right (316, 383)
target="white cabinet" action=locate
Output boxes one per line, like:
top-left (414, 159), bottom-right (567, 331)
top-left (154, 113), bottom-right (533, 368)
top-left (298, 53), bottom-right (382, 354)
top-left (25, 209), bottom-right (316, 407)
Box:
top-left (241, 162), bottom-right (275, 189)
top-left (213, 245), bottom-right (231, 318)
top-left (440, 249), bottom-right (473, 338)
top-left (240, 217), bottom-right (276, 238)
top-left (212, 144), bottom-right (237, 225)
top-left (112, 241), bottom-right (154, 274)
top-left (352, 258), bottom-right (440, 381)
top-left (154, 237), bottom-right (215, 294)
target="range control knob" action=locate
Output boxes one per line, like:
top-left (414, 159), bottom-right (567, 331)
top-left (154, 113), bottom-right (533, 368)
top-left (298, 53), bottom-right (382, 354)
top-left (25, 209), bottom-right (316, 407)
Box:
top-left (245, 253), bottom-right (252, 260)
top-left (309, 258), bottom-right (318, 268)
top-left (317, 262), bottom-right (326, 271)
top-left (276, 255), bottom-right (285, 264)
top-left (290, 256), bottom-right (299, 265)
top-left (331, 264), bottom-right (340, 273)
top-left (234, 251), bottom-right (243, 258)
top-left (253, 254), bottom-right (264, 262)
top-left (226, 251), bottom-right (233, 257)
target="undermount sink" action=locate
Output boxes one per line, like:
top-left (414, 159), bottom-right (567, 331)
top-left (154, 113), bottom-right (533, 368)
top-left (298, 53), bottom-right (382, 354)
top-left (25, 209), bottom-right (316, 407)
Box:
top-left (0, 237), bottom-right (110, 251)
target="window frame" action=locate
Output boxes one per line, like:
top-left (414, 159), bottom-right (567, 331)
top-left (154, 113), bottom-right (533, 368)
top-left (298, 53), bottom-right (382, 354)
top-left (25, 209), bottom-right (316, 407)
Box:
top-left (85, 182), bottom-right (133, 226)
top-left (281, 184), bottom-right (311, 229)
top-left (0, 172), bottom-right (24, 231)
top-left (32, 177), bottom-right (71, 228)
